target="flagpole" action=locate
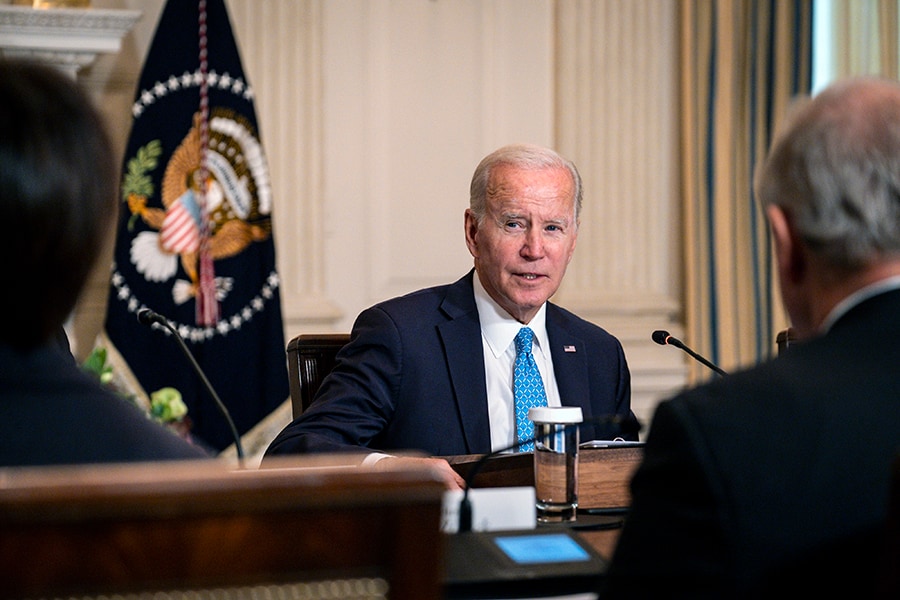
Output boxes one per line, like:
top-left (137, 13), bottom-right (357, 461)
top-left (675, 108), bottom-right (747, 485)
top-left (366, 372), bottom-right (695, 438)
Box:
top-left (196, 0), bottom-right (218, 327)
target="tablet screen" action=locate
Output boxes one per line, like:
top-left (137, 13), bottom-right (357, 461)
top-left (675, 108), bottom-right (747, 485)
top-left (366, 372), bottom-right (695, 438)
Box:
top-left (493, 533), bottom-right (591, 564)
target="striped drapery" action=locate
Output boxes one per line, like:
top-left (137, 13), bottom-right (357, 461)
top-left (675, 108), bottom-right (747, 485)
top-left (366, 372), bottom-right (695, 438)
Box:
top-left (679, 1), bottom-right (812, 382)
top-left (822, 0), bottom-right (898, 82)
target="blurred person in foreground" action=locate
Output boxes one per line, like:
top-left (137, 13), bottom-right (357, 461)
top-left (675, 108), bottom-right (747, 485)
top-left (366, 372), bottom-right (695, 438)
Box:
top-left (602, 77), bottom-right (900, 597)
top-left (266, 143), bottom-right (639, 489)
top-left (0, 58), bottom-right (209, 466)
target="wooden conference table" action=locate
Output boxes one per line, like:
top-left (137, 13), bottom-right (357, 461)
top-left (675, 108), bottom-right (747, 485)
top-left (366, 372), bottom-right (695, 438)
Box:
top-left (0, 448), bottom-right (642, 599)
top-left (444, 444), bottom-right (644, 559)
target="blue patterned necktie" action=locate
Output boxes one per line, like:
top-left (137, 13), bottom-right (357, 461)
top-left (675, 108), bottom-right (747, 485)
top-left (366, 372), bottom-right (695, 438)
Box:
top-left (513, 327), bottom-right (548, 452)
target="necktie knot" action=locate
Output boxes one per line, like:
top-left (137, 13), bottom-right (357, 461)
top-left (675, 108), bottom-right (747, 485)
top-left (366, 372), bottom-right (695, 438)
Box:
top-left (515, 327), bottom-right (535, 356)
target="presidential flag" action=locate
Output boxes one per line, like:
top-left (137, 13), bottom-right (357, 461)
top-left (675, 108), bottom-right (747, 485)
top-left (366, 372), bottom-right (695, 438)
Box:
top-left (104, 0), bottom-right (289, 452)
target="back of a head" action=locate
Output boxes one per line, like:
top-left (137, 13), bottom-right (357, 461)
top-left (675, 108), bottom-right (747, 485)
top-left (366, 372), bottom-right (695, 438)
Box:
top-left (755, 77), bottom-right (900, 271)
top-left (0, 59), bottom-right (116, 349)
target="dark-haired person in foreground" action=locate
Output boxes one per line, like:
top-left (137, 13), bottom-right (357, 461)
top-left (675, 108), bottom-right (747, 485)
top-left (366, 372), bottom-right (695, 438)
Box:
top-left (0, 58), bottom-right (208, 466)
top-left (602, 77), bottom-right (900, 597)
top-left (265, 143), bottom-right (639, 488)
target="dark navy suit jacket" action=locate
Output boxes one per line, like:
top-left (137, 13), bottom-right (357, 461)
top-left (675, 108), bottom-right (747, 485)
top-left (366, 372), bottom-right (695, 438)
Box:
top-left (603, 287), bottom-right (900, 598)
top-left (0, 339), bottom-right (209, 466)
top-left (266, 271), bottom-right (639, 458)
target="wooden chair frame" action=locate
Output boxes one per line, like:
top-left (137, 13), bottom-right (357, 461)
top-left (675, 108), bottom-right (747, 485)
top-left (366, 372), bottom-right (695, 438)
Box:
top-left (0, 457), bottom-right (445, 599)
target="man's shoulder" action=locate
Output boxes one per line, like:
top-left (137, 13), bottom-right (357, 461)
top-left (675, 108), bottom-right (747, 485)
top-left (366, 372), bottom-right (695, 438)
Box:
top-left (370, 272), bottom-right (474, 315)
top-left (369, 283), bottom-right (451, 316)
top-left (546, 302), bottom-right (620, 342)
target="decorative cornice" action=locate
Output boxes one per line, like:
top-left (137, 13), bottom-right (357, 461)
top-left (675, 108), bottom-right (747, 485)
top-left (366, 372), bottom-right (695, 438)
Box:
top-left (0, 6), bottom-right (141, 76)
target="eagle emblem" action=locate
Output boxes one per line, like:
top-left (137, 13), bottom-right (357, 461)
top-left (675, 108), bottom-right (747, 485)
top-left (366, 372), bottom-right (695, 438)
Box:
top-left (122, 107), bottom-right (273, 307)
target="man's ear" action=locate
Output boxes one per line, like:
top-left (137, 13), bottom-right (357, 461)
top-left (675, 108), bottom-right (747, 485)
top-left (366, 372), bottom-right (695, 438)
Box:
top-left (464, 209), bottom-right (479, 258)
top-left (766, 204), bottom-right (806, 284)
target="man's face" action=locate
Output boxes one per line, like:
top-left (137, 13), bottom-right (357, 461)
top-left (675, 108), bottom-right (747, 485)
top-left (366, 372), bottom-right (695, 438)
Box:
top-left (465, 164), bottom-right (578, 324)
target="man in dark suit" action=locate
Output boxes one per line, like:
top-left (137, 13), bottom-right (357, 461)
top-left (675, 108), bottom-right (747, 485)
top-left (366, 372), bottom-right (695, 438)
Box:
top-left (602, 77), bottom-right (900, 597)
top-left (0, 59), bottom-right (209, 466)
top-left (266, 143), bottom-right (639, 488)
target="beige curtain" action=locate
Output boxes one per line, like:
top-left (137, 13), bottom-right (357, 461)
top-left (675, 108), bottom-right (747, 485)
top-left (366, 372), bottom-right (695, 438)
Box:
top-left (879, 0), bottom-right (899, 76)
top-left (680, 1), bottom-right (811, 382)
top-left (823, 0), bottom-right (898, 81)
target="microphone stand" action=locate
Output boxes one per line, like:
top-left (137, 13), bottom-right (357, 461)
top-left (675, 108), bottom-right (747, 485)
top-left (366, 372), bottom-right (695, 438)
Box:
top-left (672, 339), bottom-right (727, 376)
top-left (652, 330), bottom-right (727, 376)
top-left (458, 437), bottom-right (532, 533)
top-left (137, 309), bottom-right (245, 463)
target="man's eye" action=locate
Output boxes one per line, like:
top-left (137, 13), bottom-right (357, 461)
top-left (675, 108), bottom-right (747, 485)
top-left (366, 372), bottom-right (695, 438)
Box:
top-left (505, 221), bottom-right (524, 229)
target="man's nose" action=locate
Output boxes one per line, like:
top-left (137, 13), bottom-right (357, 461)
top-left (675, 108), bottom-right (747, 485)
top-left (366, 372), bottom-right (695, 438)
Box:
top-left (520, 229), bottom-right (545, 258)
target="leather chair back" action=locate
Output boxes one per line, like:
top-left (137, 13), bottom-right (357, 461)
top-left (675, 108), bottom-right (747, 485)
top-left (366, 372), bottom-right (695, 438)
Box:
top-left (286, 333), bottom-right (350, 419)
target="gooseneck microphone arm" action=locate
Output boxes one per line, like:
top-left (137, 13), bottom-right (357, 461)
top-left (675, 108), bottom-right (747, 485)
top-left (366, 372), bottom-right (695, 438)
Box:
top-left (458, 414), bottom-right (636, 532)
top-left (137, 308), bottom-right (245, 461)
top-left (652, 329), bottom-right (727, 376)
top-left (458, 436), bottom-right (535, 533)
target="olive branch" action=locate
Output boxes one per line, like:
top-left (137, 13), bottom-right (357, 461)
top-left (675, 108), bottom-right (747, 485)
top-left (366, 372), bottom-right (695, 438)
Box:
top-left (121, 139), bottom-right (163, 231)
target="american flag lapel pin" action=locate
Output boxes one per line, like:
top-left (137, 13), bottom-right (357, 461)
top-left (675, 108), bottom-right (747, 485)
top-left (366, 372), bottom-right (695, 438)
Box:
top-left (563, 345), bottom-right (576, 353)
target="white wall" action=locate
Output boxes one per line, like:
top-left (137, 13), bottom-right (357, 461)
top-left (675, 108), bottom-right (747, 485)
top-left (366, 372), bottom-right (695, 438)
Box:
top-left (72, 0), bottom-right (687, 433)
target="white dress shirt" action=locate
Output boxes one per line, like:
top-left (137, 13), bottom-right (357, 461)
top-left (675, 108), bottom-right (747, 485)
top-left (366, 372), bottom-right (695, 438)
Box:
top-left (363, 275), bottom-right (563, 465)
top-left (472, 274), bottom-right (561, 452)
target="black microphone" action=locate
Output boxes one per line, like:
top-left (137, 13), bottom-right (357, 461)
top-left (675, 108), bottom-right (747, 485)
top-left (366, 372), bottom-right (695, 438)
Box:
top-left (652, 329), bottom-right (727, 376)
top-left (457, 414), bottom-right (639, 532)
top-left (137, 308), bottom-right (245, 461)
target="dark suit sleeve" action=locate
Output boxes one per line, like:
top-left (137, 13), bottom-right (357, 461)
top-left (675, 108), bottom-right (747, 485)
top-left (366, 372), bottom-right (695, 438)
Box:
top-left (608, 337), bottom-right (640, 440)
top-left (581, 333), bottom-right (640, 441)
top-left (601, 397), bottom-right (732, 598)
top-left (264, 306), bottom-right (402, 456)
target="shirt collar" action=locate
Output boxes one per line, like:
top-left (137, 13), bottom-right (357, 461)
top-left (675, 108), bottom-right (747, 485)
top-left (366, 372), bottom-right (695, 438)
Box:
top-left (472, 273), bottom-right (549, 358)
top-left (819, 274), bottom-right (900, 333)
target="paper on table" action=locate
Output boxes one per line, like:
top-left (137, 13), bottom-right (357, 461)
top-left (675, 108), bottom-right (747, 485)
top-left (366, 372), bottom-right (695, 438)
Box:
top-left (441, 486), bottom-right (536, 533)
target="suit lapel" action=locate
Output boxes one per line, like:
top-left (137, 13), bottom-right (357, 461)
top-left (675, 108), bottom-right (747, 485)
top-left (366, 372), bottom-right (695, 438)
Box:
top-left (438, 272), bottom-right (491, 453)
top-left (434, 277), bottom-right (596, 452)
top-left (547, 306), bottom-right (591, 415)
